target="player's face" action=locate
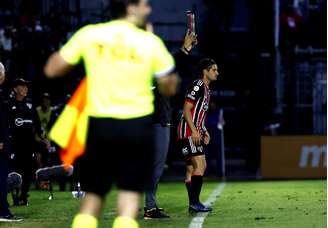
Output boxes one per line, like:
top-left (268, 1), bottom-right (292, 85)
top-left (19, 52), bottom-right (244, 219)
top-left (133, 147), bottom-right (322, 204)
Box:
top-left (131, 0), bottom-right (152, 27)
top-left (206, 64), bottom-right (219, 81)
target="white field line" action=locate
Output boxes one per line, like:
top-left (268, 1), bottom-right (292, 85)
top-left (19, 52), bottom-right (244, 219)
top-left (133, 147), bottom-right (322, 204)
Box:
top-left (188, 182), bottom-right (226, 228)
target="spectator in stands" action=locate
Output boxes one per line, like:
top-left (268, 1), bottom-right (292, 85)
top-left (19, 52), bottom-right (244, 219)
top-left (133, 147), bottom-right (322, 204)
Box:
top-left (0, 26), bottom-right (13, 69)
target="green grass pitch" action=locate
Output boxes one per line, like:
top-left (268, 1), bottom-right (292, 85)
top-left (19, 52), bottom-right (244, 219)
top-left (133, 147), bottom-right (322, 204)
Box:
top-left (1, 180), bottom-right (326, 228)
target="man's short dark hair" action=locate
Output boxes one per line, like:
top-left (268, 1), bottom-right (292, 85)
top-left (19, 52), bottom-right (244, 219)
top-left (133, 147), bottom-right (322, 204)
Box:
top-left (12, 78), bottom-right (28, 88)
top-left (197, 58), bottom-right (216, 77)
top-left (41, 92), bottom-right (50, 99)
top-left (110, 0), bottom-right (140, 19)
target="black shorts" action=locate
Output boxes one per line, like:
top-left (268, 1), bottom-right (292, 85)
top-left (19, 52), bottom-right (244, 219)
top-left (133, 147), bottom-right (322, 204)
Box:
top-left (177, 137), bottom-right (205, 161)
top-left (79, 116), bottom-right (154, 197)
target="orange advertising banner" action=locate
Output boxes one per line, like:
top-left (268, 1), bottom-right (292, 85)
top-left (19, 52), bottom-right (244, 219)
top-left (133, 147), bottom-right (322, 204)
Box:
top-left (261, 136), bottom-right (327, 179)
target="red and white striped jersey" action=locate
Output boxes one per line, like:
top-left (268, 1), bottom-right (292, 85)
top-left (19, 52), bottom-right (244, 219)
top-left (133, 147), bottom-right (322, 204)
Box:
top-left (177, 79), bottom-right (210, 139)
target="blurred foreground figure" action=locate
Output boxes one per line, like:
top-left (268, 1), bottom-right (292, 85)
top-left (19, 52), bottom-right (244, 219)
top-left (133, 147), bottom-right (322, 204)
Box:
top-left (44, 0), bottom-right (178, 227)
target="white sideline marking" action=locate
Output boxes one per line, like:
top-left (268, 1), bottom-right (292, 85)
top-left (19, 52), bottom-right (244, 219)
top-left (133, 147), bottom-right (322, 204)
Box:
top-left (188, 182), bottom-right (226, 228)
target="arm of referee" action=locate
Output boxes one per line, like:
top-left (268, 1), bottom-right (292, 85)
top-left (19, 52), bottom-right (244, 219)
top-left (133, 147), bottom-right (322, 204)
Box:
top-left (44, 26), bottom-right (86, 78)
top-left (156, 72), bottom-right (179, 97)
top-left (44, 52), bottom-right (74, 78)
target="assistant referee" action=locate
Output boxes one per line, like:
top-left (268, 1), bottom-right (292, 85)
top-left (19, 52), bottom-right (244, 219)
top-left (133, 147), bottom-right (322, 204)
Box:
top-left (44, 0), bottom-right (178, 227)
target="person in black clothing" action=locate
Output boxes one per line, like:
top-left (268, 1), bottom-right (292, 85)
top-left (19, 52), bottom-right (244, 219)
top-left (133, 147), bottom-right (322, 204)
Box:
top-left (143, 30), bottom-right (197, 219)
top-left (0, 62), bottom-right (22, 222)
top-left (8, 78), bottom-right (48, 206)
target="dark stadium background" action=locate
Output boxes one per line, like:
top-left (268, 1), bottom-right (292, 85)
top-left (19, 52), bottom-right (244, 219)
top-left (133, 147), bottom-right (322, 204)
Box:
top-left (0, 0), bottom-right (326, 180)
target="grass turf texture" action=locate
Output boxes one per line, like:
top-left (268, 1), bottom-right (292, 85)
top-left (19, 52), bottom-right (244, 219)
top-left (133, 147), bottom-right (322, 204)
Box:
top-left (1, 180), bottom-right (326, 228)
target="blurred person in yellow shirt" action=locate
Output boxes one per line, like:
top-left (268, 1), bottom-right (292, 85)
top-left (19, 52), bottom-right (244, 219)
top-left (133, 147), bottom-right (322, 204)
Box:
top-left (44, 0), bottom-right (178, 227)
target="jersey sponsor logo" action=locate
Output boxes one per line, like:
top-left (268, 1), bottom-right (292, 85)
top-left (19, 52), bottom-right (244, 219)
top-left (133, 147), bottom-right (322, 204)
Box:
top-left (26, 103), bottom-right (32, 109)
top-left (187, 94), bottom-right (195, 100)
top-left (182, 147), bottom-right (188, 155)
top-left (193, 86), bottom-right (200, 91)
top-left (299, 145), bottom-right (327, 168)
top-left (15, 118), bottom-right (33, 127)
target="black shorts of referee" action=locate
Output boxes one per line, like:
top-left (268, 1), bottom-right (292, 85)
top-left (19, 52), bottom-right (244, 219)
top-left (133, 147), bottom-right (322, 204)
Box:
top-left (79, 116), bottom-right (154, 198)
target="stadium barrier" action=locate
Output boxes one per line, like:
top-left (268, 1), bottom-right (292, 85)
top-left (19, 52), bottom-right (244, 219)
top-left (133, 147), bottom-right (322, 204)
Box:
top-left (261, 136), bottom-right (327, 179)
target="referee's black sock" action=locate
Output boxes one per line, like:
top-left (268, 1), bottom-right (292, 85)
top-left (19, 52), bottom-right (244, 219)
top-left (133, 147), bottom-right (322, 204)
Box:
top-left (185, 180), bottom-right (194, 205)
top-left (191, 175), bottom-right (203, 204)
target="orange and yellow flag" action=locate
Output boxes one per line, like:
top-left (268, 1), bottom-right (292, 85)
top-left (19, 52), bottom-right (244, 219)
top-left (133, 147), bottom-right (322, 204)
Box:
top-left (49, 78), bottom-right (88, 166)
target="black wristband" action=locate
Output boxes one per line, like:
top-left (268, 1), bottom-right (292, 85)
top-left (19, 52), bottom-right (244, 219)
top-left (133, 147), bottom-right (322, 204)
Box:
top-left (181, 47), bottom-right (190, 55)
top-left (183, 47), bottom-right (190, 53)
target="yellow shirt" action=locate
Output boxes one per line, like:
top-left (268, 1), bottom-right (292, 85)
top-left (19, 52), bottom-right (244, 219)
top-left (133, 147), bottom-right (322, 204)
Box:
top-left (36, 106), bottom-right (52, 134)
top-left (59, 20), bottom-right (175, 119)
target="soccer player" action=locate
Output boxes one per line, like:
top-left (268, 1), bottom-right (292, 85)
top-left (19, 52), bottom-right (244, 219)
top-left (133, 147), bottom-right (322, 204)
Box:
top-left (177, 58), bottom-right (219, 212)
top-left (44, 0), bottom-right (178, 228)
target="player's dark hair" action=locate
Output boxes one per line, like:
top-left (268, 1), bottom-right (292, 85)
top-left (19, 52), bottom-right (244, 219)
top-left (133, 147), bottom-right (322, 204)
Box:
top-left (197, 58), bottom-right (216, 77)
top-left (110, 0), bottom-right (140, 19)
